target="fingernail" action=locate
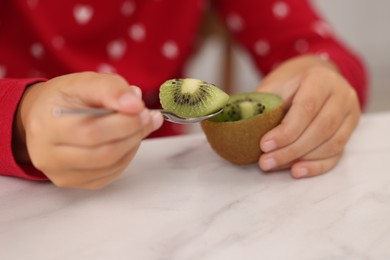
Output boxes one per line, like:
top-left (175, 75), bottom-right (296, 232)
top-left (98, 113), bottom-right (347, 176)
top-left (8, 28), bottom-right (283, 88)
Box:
top-left (119, 92), bottom-right (140, 108)
top-left (295, 168), bottom-right (308, 178)
top-left (262, 157), bottom-right (277, 170)
top-left (262, 140), bottom-right (277, 152)
top-left (131, 86), bottom-right (142, 99)
top-left (151, 110), bottom-right (164, 130)
top-left (140, 109), bottom-right (150, 126)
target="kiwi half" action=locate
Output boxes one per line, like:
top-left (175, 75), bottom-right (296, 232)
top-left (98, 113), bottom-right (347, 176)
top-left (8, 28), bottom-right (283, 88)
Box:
top-left (159, 78), bottom-right (229, 118)
top-left (201, 92), bottom-right (284, 165)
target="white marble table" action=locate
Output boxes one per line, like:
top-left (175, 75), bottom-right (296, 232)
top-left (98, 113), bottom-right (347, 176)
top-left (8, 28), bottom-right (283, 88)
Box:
top-left (1, 112), bottom-right (390, 260)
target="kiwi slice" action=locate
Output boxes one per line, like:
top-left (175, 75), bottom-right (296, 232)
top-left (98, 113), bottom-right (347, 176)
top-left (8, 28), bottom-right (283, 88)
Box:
top-left (159, 78), bottom-right (229, 118)
top-left (201, 92), bottom-right (284, 165)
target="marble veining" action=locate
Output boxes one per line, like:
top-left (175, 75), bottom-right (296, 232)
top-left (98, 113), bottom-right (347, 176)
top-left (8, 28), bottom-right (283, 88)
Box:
top-left (1, 112), bottom-right (390, 260)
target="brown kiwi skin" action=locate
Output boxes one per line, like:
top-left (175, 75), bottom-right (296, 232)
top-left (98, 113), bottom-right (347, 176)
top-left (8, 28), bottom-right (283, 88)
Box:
top-left (201, 106), bottom-right (284, 165)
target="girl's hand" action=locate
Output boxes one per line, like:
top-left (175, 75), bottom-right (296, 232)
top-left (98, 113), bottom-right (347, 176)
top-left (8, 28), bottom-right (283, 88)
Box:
top-left (14, 72), bottom-right (163, 189)
top-left (256, 55), bottom-right (361, 178)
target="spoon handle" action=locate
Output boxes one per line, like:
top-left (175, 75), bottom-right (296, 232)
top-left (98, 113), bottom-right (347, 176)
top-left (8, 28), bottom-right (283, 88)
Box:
top-left (53, 107), bottom-right (167, 117)
top-left (52, 107), bottom-right (173, 121)
top-left (52, 107), bottom-right (222, 124)
top-left (52, 107), bottom-right (115, 116)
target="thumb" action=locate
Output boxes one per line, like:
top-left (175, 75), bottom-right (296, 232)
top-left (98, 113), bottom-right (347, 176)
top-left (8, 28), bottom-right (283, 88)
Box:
top-left (114, 85), bottom-right (144, 114)
top-left (64, 72), bottom-right (145, 115)
top-left (256, 74), bottom-right (302, 109)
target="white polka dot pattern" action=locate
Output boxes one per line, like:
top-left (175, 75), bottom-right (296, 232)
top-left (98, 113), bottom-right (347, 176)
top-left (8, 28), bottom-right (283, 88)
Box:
top-left (73, 5), bottom-right (94, 25)
top-left (273, 1), bottom-right (290, 19)
top-left (30, 43), bottom-right (44, 59)
top-left (0, 1), bottom-right (368, 151)
top-left (97, 63), bottom-right (117, 74)
top-left (226, 13), bottom-right (244, 32)
top-left (162, 41), bottom-right (179, 59)
top-left (294, 39), bottom-right (309, 53)
top-left (107, 39), bottom-right (127, 60)
top-left (129, 23), bottom-right (146, 42)
top-left (121, 1), bottom-right (136, 17)
top-left (254, 40), bottom-right (270, 56)
top-left (312, 21), bottom-right (333, 38)
top-left (3, 1), bottom-right (340, 77)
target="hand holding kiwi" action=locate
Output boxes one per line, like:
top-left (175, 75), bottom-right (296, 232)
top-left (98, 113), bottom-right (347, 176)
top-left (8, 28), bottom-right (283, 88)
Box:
top-left (159, 78), bottom-right (284, 165)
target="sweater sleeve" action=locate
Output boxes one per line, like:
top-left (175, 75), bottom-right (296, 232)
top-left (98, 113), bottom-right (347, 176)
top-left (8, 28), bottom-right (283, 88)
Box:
top-left (0, 78), bottom-right (48, 180)
top-left (214, 0), bottom-right (368, 108)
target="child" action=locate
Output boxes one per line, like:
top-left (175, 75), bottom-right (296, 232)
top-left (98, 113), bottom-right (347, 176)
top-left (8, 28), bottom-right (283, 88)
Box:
top-left (0, 0), bottom-right (367, 189)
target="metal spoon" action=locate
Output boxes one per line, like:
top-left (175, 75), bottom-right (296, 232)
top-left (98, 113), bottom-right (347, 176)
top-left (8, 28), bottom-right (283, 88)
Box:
top-left (52, 107), bottom-right (224, 124)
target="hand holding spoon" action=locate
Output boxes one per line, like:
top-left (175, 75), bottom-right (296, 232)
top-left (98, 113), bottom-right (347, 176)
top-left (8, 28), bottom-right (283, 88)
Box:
top-left (52, 107), bottom-right (224, 124)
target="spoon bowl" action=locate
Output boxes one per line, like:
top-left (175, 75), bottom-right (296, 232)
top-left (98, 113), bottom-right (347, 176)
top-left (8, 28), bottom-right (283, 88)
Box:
top-left (52, 107), bottom-right (224, 124)
top-left (161, 109), bottom-right (223, 124)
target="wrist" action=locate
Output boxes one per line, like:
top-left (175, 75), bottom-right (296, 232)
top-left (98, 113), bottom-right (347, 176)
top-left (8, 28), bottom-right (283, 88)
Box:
top-left (12, 82), bottom-right (44, 164)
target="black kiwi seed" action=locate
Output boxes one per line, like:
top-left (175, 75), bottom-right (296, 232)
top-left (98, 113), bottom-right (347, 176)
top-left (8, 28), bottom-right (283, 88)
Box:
top-left (212, 97), bottom-right (268, 122)
top-left (172, 83), bottom-right (211, 106)
top-left (257, 103), bottom-right (266, 114)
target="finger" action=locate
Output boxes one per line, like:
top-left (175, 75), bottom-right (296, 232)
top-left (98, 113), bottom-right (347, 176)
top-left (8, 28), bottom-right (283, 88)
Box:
top-left (140, 110), bottom-right (164, 139)
top-left (256, 74), bottom-right (301, 106)
top-left (53, 109), bottom-right (152, 146)
top-left (302, 112), bottom-right (360, 160)
top-left (60, 72), bottom-right (144, 114)
top-left (55, 129), bottom-right (143, 170)
top-left (258, 159), bottom-right (293, 173)
top-left (80, 146), bottom-right (140, 189)
top-left (260, 78), bottom-right (330, 153)
top-left (130, 85), bottom-right (143, 99)
top-left (53, 111), bottom-right (162, 170)
top-left (259, 91), bottom-right (347, 171)
top-left (290, 153), bottom-right (343, 179)
top-left (76, 169), bottom-right (124, 190)
top-left (50, 145), bottom-right (139, 189)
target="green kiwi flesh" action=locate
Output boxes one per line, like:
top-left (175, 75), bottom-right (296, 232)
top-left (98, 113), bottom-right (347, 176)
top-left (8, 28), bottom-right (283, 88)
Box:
top-left (159, 78), bottom-right (229, 118)
top-left (201, 92), bottom-right (284, 165)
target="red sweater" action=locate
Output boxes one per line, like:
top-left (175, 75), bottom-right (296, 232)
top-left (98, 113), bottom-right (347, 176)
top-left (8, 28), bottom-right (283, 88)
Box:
top-left (0, 0), bottom-right (367, 180)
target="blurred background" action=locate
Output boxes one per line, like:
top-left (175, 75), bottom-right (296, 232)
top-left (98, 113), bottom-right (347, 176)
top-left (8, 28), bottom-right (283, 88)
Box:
top-left (184, 0), bottom-right (390, 114)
